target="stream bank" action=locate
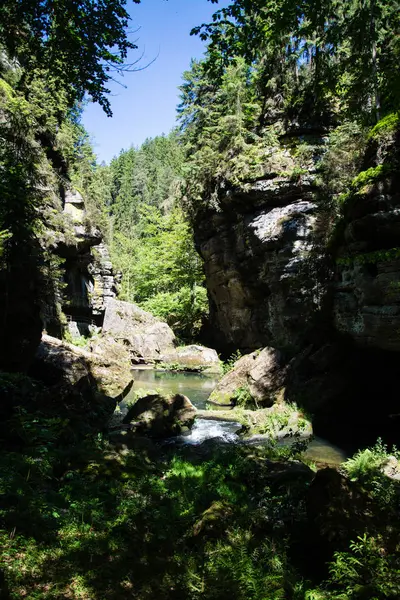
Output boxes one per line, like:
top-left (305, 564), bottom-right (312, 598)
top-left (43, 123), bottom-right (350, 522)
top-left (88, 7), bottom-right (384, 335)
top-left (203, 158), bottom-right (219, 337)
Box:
top-left (121, 368), bottom-right (347, 467)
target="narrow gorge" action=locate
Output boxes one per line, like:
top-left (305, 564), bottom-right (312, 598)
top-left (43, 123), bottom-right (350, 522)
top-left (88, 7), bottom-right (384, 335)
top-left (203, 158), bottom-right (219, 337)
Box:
top-left (1, 1), bottom-right (400, 599)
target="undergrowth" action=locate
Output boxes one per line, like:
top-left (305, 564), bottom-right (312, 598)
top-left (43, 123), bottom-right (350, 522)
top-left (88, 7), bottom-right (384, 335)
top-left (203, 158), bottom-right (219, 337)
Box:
top-left (1, 405), bottom-right (400, 599)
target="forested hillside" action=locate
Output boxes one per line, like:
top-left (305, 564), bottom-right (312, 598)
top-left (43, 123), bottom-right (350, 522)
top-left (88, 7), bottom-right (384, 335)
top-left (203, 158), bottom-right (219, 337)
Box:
top-left (1, 1), bottom-right (400, 599)
top-left (92, 134), bottom-right (208, 340)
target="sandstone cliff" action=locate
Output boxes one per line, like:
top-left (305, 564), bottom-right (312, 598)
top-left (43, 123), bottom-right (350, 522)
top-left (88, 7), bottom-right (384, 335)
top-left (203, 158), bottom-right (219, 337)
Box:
top-left (194, 127), bottom-right (400, 446)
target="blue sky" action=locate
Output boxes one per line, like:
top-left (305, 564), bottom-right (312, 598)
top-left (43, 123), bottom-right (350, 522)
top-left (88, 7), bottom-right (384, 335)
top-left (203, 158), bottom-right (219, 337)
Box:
top-left (82, 0), bottom-right (229, 164)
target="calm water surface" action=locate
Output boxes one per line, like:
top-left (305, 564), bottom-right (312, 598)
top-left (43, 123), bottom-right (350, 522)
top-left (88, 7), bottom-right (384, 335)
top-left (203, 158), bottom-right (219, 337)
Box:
top-left (129, 368), bottom-right (220, 410)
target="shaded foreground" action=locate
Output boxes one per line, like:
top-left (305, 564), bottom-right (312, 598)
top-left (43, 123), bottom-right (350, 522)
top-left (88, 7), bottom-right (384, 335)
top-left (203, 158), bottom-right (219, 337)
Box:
top-left (1, 413), bottom-right (400, 600)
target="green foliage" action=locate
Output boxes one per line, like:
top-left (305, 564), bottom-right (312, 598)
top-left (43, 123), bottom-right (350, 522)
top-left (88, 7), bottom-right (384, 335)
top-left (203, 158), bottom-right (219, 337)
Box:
top-left (337, 247), bottom-right (400, 267)
top-left (221, 350), bottom-right (243, 375)
top-left (0, 0), bottom-right (141, 116)
top-left (318, 121), bottom-right (368, 203)
top-left (158, 362), bottom-right (207, 373)
top-left (232, 385), bottom-right (256, 409)
top-left (98, 135), bottom-right (209, 342)
top-left (179, 58), bottom-right (267, 211)
top-left (1, 406), bottom-right (400, 600)
top-left (179, 0), bottom-right (400, 223)
top-left (0, 229), bottom-right (10, 263)
top-left (348, 164), bottom-right (391, 194)
top-left (328, 534), bottom-right (400, 599)
top-left (343, 444), bottom-right (388, 482)
top-left (0, 431), bottom-right (309, 599)
top-left (369, 111), bottom-right (400, 141)
top-left (198, 0), bottom-right (400, 125)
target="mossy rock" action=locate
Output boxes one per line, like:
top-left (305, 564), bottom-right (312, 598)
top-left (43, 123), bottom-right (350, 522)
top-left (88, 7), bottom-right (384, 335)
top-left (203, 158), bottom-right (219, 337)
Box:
top-left (123, 393), bottom-right (197, 438)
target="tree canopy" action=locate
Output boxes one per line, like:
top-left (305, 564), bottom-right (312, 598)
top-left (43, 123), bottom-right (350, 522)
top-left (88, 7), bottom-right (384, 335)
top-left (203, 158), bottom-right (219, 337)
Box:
top-left (0, 0), bottom-right (141, 115)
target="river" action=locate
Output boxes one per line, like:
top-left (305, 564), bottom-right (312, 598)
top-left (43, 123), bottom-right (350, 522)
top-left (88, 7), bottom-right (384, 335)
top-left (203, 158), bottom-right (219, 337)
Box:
top-left (126, 368), bottom-right (347, 466)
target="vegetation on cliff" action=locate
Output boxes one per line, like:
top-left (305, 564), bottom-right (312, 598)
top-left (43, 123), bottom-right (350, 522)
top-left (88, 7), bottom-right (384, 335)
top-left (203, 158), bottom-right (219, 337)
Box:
top-left (1, 1), bottom-right (400, 599)
top-left (179, 0), bottom-right (400, 218)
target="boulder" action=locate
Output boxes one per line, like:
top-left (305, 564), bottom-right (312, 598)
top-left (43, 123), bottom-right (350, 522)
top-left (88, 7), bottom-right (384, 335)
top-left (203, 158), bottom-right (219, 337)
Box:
top-left (381, 455), bottom-right (400, 482)
top-left (197, 404), bottom-right (312, 441)
top-left (209, 347), bottom-right (284, 407)
top-left (163, 344), bottom-right (222, 373)
top-left (102, 299), bottom-right (176, 361)
top-left (122, 393), bottom-right (197, 438)
top-left (306, 467), bottom-right (392, 560)
top-left (192, 501), bottom-right (234, 538)
top-left (33, 334), bottom-right (133, 400)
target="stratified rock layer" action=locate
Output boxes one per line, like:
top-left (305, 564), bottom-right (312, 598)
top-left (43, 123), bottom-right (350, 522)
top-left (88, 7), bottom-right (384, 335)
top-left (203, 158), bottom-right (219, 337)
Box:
top-left (195, 176), bottom-right (322, 354)
top-left (333, 136), bottom-right (400, 350)
top-left (194, 128), bottom-right (400, 445)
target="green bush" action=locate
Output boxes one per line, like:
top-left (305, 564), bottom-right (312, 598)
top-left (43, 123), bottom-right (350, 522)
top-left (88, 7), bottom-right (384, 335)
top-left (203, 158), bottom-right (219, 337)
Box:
top-left (328, 534), bottom-right (400, 599)
top-left (221, 350), bottom-right (243, 375)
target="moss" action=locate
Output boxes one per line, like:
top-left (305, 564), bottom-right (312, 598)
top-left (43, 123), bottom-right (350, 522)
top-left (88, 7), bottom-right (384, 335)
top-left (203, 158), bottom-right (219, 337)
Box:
top-left (337, 246), bottom-right (400, 267)
top-left (368, 111), bottom-right (400, 141)
top-left (350, 163), bottom-right (391, 190)
top-left (339, 163), bottom-right (392, 207)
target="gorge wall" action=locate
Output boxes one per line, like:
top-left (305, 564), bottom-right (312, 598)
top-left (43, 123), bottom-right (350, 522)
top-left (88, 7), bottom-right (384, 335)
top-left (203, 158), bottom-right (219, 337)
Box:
top-left (43, 188), bottom-right (117, 340)
top-left (195, 129), bottom-right (400, 446)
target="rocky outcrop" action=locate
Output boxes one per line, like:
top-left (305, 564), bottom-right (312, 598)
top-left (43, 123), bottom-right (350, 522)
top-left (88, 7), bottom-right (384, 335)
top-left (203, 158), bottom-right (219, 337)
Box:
top-left (333, 132), bottom-right (400, 351)
top-left (102, 299), bottom-right (177, 361)
top-left (44, 188), bottom-right (117, 339)
top-left (195, 157), bottom-right (324, 354)
top-left (209, 347), bottom-right (284, 406)
top-left (287, 127), bottom-right (400, 444)
top-left (192, 126), bottom-right (400, 446)
top-left (32, 334), bottom-right (133, 400)
top-left (103, 299), bottom-right (221, 371)
top-left (122, 393), bottom-right (197, 437)
top-left (89, 243), bottom-right (116, 317)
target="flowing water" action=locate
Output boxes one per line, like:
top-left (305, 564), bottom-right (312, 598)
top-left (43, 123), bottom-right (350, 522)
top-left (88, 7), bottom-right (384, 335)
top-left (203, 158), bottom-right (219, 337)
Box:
top-left (127, 368), bottom-right (347, 466)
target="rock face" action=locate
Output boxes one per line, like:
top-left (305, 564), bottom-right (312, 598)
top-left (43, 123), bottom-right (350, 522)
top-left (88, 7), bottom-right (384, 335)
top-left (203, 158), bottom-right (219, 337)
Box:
top-left (195, 171), bottom-right (323, 354)
top-left (333, 136), bottom-right (400, 351)
top-left (32, 334), bottom-right (133, 400)
top-left (193, 127), bottom-right (400, 445)
top-left (103, 299), bottom-right (221, 371)
top-left (290, 129), bottom-right (400, 443)
top-left (122, 393), bottom-right (197, 437)
top-left (163, 345), bottom-right (221, 373)
top-left (90, 243), bottom-right (117, 317)
top-left (209, 348), bottom-right (284, 406)
top-left (44, 188), bottom-right (117, 340)
top-left (102, 299), bottom-right (177, 361)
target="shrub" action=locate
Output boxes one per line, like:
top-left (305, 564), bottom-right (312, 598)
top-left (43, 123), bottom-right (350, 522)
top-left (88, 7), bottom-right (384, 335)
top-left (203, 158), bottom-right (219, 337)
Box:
top-left (221, 350), bottom-right (243, 375)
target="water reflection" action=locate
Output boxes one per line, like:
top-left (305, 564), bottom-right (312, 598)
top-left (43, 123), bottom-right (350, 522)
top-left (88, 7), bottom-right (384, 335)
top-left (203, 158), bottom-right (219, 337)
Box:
top-left (128, 368), bottom-right (219, 409)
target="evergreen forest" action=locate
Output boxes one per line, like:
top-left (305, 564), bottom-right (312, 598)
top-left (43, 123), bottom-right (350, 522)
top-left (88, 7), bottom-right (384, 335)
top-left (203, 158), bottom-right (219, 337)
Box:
top-left (1, 1), bottom-right (400, 599)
